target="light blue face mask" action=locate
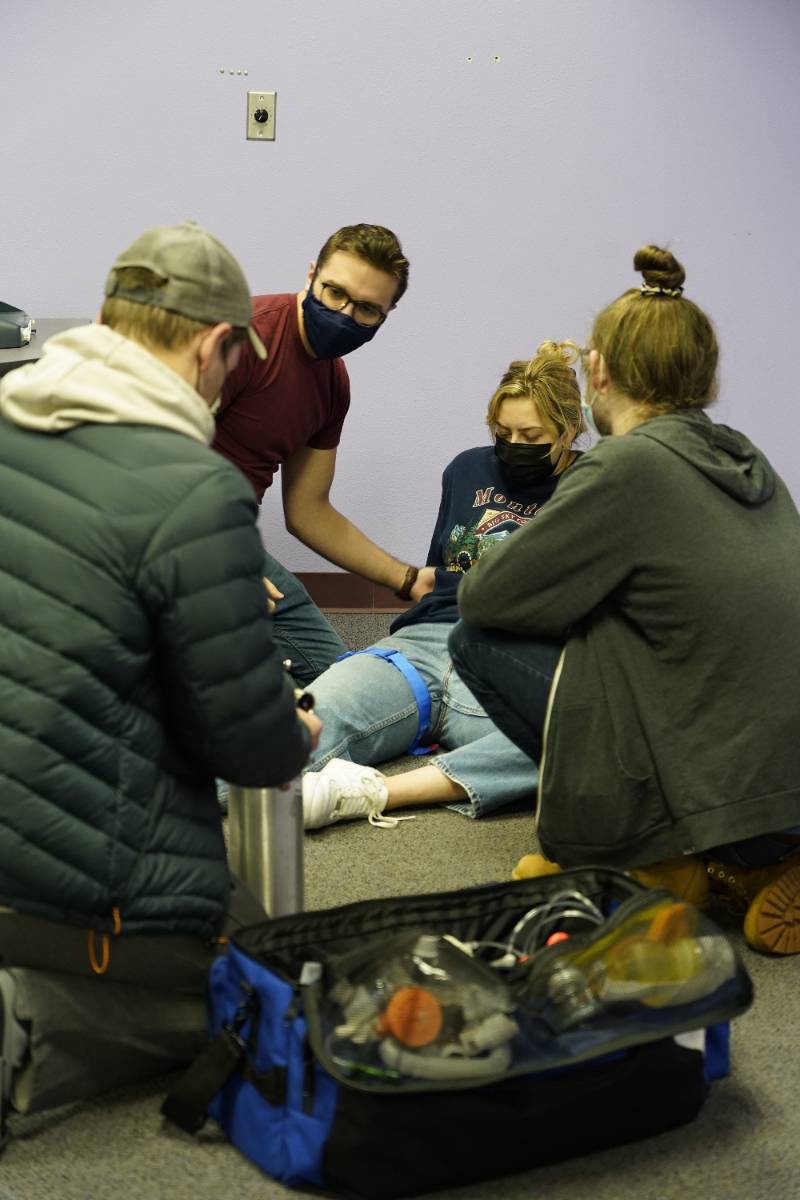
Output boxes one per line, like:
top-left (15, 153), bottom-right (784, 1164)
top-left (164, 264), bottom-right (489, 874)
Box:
top-left (581, 398), bottom-right (599, 435)
top-left (581, 348), bottom-right (601, 435)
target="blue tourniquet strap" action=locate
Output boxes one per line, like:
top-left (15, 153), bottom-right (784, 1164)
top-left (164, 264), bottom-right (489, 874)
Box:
top-left (337, 647), bottom-right (433, 755)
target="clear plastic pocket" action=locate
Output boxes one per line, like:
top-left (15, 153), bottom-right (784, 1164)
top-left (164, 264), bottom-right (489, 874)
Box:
top-left (303, 889), bottom-right (746, 1092)
top-left (317, 930), bottom-right (517, 1086)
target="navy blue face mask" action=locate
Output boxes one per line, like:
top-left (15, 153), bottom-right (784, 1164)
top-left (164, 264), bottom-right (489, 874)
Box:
top-left (494, 436), bottom-right (555, 487)
top-left (301, 290), bottom-right (380, 360)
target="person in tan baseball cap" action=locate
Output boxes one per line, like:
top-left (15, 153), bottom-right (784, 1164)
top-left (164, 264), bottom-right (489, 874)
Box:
top-left (104, 218), bottom-right (267, 365)
top-left (0, 220), bottom-right (320, 1123)
top-left (1, 219), bottom-right (268, 443)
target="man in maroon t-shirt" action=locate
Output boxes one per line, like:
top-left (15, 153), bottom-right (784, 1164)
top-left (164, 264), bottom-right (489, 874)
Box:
top-left (213, 224), bottom-right (434, 686)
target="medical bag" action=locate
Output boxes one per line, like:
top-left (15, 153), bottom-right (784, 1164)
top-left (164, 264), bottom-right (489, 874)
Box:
top-left (163, 867), bottom-right (752, 1198)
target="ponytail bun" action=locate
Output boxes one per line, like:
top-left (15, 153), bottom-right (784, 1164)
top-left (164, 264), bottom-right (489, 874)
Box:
top-left (633, 245), bottom-right (686, 292)
top-left (534, 339), bottom-right (580, 367)
top-left (589, 245), bottom-right (717, 412)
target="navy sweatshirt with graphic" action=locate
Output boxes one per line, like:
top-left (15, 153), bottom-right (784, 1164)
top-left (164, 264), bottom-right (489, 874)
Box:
top-left (391, 445), bottom-right (574, 633)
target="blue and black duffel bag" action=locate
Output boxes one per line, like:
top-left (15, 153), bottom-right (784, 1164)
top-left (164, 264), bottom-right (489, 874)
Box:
top-left (163, 867), bottom-right (753, 1198)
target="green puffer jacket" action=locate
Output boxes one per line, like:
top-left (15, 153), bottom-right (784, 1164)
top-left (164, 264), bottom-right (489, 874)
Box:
top-left (0, 325), bottom-right (310, 938)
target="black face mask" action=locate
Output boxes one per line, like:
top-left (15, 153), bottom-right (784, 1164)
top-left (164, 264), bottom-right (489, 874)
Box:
top-left (301, 290), bottom-right (379, 359)
top-left (494, 436), bottom-right (555, 488)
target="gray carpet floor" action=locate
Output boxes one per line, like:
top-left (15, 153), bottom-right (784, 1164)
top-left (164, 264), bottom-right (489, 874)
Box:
top-left (3, 613), bottom-right (799, 1200)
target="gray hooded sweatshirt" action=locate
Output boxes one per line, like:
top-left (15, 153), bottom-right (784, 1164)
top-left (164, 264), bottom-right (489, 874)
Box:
top-left (458, 409), bottom-right (800, 868)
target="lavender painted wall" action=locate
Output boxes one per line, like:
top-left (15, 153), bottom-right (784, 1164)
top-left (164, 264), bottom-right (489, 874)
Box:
top-left (4, 1), bottom-right (799, 570)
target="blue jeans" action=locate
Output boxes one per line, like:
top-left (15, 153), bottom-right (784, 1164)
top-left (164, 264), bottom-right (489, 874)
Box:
top-left (707, 829), bottom-right (800, 868)
top-left (307, 623), bottom-right (539, 817)
top-left (447, 621), bottom-right (562, 762)
top-left (263, 551), bottom-right (347, 688)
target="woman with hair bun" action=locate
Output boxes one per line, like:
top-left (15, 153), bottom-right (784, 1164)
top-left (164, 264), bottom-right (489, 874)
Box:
top-left (299, 342), bottom-right (584, 826)
top-left (453, 246), bottom-right (800, 955)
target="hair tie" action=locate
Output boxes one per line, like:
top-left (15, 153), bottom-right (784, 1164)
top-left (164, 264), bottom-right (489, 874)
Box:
top-left (640, 283), bottom-right (684, 297)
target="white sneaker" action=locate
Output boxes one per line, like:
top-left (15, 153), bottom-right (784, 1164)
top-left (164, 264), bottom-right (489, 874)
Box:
top-left (302, 759), bottom-right (412, 830)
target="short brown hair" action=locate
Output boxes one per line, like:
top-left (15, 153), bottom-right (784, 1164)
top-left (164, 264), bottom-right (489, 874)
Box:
top-left (316, 224), bottom-right (409, 304)
top-left (486, 341), bottom-right (584, 443)
top-left (590, 245), bottom-right (718, 412)
top-left (101, 266), bottom-right (248, 354)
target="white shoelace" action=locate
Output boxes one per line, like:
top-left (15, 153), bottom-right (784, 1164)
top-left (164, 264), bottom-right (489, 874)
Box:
top-left (368, 810), bottom-right (416, 829)
top-left (329, 772), bottom-right (416, 829)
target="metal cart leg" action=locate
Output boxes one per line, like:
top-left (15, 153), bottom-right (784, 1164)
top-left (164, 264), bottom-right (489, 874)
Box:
top-left (226, 779), bottom-right (305, 917)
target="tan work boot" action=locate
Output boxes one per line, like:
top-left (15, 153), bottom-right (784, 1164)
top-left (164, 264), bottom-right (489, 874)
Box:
top-left (706, 859), bottom-right (800, 955)
top-left (511, 852), bottom-right (563, 881)
top-left (513, 853), bottom-right (711, 909)
top-left (630, 856), bottom-right (710, 910)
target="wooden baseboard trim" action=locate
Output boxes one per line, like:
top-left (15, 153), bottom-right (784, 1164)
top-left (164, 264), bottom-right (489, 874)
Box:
top-left (296, 571), bottom-right (409, 613)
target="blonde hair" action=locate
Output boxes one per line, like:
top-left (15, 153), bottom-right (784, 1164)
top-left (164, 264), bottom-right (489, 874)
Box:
top-left (486, 341), bottom-right (584, 447)
top-left (590, 245), bottom-right (718, 412)
top-left (101, 267), bottom-right (247, 354)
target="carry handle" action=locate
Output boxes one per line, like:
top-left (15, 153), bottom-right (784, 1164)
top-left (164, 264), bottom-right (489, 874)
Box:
top-left (161, 1025), bottom-right (245, 1133)
top-left (161, 982), bottom-right (255, 1133)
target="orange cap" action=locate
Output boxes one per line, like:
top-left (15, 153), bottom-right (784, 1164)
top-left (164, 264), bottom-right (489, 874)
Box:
top-left (375, 986), bottom-right (443, 1047)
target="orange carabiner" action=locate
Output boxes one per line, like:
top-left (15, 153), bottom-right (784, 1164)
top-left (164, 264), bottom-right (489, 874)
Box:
top-left (87, 929), bottom-right (110, 974)
top-left (87, 905), bottom-right (122, 975)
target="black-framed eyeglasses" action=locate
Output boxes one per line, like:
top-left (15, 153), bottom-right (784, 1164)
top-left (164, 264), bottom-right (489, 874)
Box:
top-left (316, 279), bottom-right (388, 328)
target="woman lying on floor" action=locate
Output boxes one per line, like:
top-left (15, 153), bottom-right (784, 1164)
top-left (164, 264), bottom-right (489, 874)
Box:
top-left (300, 341), bottom-right (584, 829)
